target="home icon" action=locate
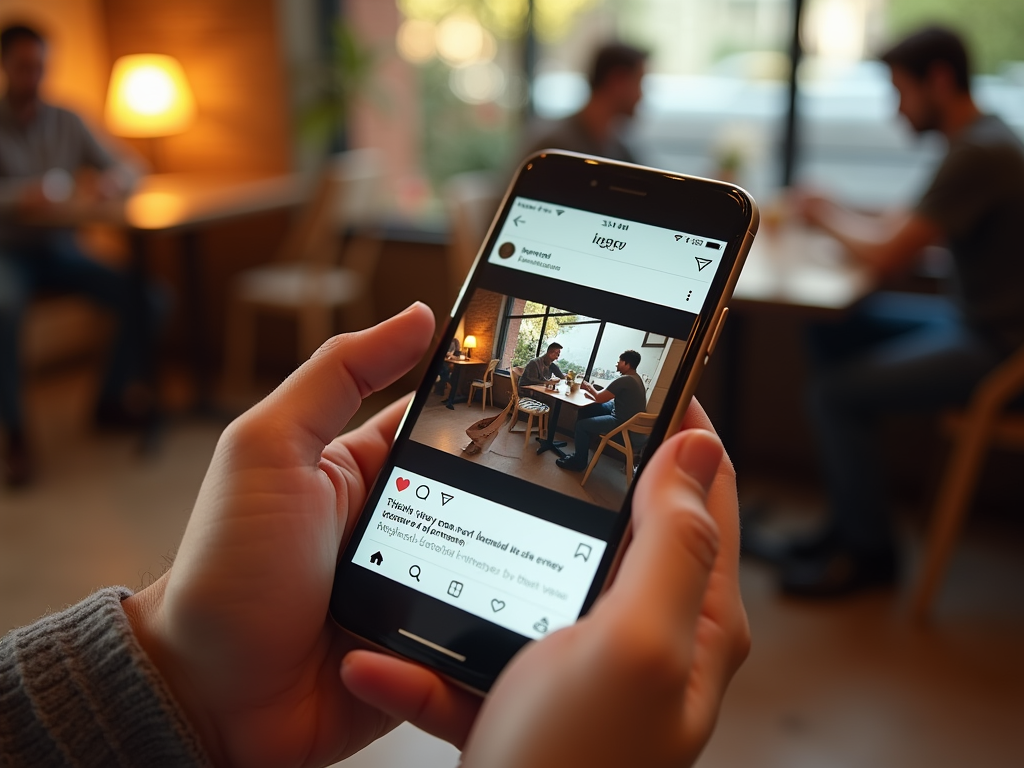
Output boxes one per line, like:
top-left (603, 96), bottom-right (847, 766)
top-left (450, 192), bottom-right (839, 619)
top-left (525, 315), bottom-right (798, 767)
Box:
top-left (369, 551), bottom-right (383, 566)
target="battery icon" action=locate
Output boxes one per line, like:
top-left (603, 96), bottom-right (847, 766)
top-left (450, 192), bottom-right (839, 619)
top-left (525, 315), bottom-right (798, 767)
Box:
top-left (705, 241), bottom-right (722, 250)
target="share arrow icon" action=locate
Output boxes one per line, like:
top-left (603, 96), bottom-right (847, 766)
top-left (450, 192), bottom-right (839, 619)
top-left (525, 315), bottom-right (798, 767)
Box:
top-left (674, 234), bottom-right (683, 241)
top-left (441, 492), bottom-right (454, 506)
top-left (695, 257), bottom-right (713, 272)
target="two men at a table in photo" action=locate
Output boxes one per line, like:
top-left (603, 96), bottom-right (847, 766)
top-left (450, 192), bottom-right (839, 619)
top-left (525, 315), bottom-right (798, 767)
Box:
top-left (495, 341), bottom-right (649, 473)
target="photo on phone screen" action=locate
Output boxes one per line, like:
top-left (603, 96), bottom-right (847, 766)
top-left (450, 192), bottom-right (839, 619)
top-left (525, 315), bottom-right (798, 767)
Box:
top-left (407, 289), bottom-right (679, 513)
top-left (332, 153), bottom-right (756, 692)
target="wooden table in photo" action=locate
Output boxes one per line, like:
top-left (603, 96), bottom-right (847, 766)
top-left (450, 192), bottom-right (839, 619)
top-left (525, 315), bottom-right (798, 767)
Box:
top-left (522, 383), bottom-right (594, 459)
top-left (442, 357), bottom-right (487, 406)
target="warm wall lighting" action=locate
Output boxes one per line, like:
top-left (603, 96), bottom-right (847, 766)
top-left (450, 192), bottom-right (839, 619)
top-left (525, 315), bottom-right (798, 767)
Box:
top-left (105, 54), bottom-right (196, 138)
top-left (463, 335), bottom-right (477, 358)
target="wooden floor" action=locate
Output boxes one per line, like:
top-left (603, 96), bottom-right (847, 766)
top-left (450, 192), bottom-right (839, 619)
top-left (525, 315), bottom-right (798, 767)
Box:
top-left (409, 396), bottom-right (630, 511)
top-left (3, 369), bottom-right (1023, 768)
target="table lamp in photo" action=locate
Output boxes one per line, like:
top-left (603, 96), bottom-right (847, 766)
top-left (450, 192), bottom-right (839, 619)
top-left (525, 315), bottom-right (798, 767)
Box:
top-left (105, 54), bottom-right (196, 171)
top-left (463, 335), bottom-right (477, 358)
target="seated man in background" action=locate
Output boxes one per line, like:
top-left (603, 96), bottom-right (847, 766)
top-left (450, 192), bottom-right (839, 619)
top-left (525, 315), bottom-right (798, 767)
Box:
top-left (556, 349), bottom-right (646, 472)
top-left (776, 26), bottom-right (1024, 596)
top-left (434, 336), bottom-right (461, 406)
top-left (521, 42), bottom-right (648, 164)
top-left (519, 341), bottom-right (566, 388)
top-left (0, 23), bottom-right (151, 487)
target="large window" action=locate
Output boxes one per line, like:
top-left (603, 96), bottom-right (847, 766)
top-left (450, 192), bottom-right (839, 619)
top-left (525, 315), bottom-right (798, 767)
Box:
top-left (496, 297), bottom-right (666, 393)
top-left (339, 1), bottom-right (1024, 223)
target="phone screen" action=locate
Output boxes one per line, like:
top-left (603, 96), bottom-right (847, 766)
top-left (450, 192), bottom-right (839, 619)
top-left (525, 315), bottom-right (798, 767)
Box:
top-left (332, 153), bottom-right (755, 691)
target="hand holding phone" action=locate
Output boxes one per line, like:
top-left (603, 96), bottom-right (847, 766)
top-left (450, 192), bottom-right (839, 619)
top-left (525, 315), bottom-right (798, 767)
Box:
top-left (342, 401), bottom-right (749, 767)
top-left (332, 151), bottom-right (757, 693)
top-left (117, 300), bottom-right (748, 768)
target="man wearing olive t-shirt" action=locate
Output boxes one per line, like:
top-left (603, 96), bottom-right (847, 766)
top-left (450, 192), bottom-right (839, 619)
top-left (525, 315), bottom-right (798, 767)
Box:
top-left (556, 349), bottom-right (647, 472)
top-left (775, 27), bottom-right (1024, 597)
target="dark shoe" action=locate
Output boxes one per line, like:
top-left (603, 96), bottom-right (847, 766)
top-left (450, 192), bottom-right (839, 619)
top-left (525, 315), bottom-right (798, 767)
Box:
top-left (741, 521), bottom-right (839, 566)
top-left (444, 401), bottom-right (455, 410)
top-left (785, 526), bottom-right (841, 560)
top-left (555, 455), bottom-right (587, 471)
top-left (4, 430), bottom-right (34, 488)
top-left (780, 547), bottom-right (898, 598)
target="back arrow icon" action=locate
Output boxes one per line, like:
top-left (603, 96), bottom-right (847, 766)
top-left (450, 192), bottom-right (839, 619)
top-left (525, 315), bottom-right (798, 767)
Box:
top-left (513, 215), bottom-right (524, 226)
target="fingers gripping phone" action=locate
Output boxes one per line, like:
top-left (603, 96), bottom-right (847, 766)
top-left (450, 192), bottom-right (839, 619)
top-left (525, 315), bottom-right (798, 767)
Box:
top-left (331, 151), bottom-right (758, 694)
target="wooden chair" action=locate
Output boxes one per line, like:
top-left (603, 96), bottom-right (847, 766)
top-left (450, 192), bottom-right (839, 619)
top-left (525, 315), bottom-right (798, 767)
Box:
top-left (468, 358), bottom-right (499, 409)
top-left (509, 366), bottom-right (550, 452)
top-left (224, 150), bottom-right (382, 393)
top-left (911, 345), bottom-right (1024, 621)
top-left (581, 412), bottom-right (659, 487)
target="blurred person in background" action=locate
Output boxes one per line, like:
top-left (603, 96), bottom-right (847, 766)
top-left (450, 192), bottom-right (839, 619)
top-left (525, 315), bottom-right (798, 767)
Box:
top-left (771, 26), bottom-right (1024, 596)
top-left (521, 41), bottom-right (648, 164)
top-left (0, 23), bottom-right (154, 488)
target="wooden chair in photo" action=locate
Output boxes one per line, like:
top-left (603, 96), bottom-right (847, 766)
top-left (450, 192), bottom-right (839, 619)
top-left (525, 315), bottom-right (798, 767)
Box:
top-left (911, 344), bottom-right (1024, 621)
top-left (468, 358), bottom-right (499, 409)
top-left (224, 149), bottom-right (382, 393)
top-left (581, 411), bottom-right (659, 487)
top-left (509, 366), bottom-right (550, 452)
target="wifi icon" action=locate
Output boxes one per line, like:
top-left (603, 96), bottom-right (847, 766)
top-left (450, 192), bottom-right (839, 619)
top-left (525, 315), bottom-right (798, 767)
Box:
top-left (556, 210), bottom-right (564, 216)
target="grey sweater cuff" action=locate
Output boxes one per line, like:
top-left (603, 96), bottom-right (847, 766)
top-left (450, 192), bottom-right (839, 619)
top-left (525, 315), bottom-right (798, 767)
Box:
top-left (0, 587), bottom-right (212, 767)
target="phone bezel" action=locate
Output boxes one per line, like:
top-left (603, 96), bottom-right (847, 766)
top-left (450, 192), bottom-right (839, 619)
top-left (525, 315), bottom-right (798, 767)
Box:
top-left (330, 151), bottom-right (758, 694)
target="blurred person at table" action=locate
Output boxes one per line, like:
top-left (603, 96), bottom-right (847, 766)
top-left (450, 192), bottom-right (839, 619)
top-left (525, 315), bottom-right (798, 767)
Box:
top-left (435, 336), bottom-right (461, 408)
top-left (778, 26), bottom-right (1024, 596)
top-left (521, 42), bottom-right (648, 164)
top-left (520, 341), bottom-right (566, 388)
top-left (556, 349), bottom-right (646, 472)
top-left (0, 23), bottom-right (152, 488)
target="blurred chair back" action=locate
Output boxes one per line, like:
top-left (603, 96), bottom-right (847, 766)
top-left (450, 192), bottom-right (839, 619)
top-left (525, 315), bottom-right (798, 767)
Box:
top-left (224, 150), bottom-right (384, 395)
top-left (912, 344), bottom-right (1024, 621)
top-left (442, 171), bottom-right (501, 286)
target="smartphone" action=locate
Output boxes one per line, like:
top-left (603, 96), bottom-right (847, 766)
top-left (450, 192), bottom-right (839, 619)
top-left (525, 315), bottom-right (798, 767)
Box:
top-left (330, 151), bottom-right (758, 694)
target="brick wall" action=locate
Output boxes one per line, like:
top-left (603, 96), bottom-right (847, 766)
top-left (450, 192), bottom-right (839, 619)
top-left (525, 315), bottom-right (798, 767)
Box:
top-left (462, 288), bottom-right (504, 362)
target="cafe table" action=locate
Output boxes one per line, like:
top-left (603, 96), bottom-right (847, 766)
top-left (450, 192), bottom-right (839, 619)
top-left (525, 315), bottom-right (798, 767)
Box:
top-left (23, 173), bottom-right (305, 417)
top-left (522, 382), bottom-right (595, 458)
top-left (441, 357), bottom-right (487, 406)
top-left (718, 221), bottom-right (877, 454)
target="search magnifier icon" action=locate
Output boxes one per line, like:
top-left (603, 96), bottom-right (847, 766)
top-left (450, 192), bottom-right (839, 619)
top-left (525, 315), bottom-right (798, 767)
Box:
top-left (409, 565), bottom-right (421, 582)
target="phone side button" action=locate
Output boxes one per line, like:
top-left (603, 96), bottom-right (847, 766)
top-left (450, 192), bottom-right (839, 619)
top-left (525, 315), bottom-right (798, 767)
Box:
top-left (707, 306), bottom-right (730, 356)
top-left (398, 628), bottom-right (467, 662)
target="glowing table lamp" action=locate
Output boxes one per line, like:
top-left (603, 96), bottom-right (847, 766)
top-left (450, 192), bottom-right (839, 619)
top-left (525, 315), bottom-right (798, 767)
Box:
top-left (105, 54), bottom-right (196, 168)
top-left (463, 335), bottom-right (477, 358)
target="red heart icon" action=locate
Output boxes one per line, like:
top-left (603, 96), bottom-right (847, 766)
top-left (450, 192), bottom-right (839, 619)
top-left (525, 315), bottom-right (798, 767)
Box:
top-left (396, 477), bottom-right (410, 492)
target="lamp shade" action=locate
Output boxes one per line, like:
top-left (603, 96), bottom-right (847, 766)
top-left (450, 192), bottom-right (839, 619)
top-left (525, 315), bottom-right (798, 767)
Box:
top-left (105, 54), bottom-right (196, 137)
top-left (463, 335), bottom-right (477, 349)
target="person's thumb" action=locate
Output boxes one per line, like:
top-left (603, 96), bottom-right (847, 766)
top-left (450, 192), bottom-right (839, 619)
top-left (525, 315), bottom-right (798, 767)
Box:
top-left (600, 429), bottom-right (724, 640)
top-left (243, 302), bottom-right (435, 461)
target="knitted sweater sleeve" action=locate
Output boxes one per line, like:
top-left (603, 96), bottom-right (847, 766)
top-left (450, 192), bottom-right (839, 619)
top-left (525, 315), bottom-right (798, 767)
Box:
top-left (0, 587), bottom-right (212, 767)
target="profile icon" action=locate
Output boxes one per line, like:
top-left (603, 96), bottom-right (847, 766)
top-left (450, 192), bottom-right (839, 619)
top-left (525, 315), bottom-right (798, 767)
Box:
top-left (498, 242), bottom-right (515, 259)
